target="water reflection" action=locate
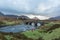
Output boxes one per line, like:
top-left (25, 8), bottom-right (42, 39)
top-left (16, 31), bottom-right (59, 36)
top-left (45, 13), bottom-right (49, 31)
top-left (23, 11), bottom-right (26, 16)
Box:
top-left (0, 24), bottom-right (36, 33)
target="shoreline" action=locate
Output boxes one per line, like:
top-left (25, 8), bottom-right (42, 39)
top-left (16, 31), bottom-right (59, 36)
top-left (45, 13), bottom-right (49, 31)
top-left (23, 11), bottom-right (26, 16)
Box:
top-left (0, 23), bottom-right (21, 28)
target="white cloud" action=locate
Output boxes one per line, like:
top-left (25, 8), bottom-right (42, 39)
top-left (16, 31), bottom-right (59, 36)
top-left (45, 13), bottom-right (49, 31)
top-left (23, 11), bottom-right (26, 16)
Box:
top-left (36, 0), bottom-right (60, 13)
top-left (12, 0), bottom-right (30, 11)
top-left (37, 3), bottom-right (51, 13)
top-left (0, 0), bottom-right (30, 12)
top-left (0, 0), bottom-right (60, 17)
top-left (25, 14), bottom-right (50, 20)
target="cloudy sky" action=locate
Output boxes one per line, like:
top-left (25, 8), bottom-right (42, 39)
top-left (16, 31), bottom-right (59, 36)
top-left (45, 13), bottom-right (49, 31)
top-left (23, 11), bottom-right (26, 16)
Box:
top-left (0, 0), bottom-right (60, 17)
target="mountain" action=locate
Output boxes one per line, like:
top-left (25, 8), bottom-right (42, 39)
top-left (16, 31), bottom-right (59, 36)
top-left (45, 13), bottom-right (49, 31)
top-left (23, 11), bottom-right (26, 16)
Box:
top-left (5, 15), bottom-right (18, 18)
top-left (32, 17), bottom-right (40, 20)
top-left (25, 14), bottom-right (50, 20)
top-left (0, 12), bottom-right (50, 20)
top-left (0, 12), bottom-right (4, 16)
top-left (49, 16), bottom-right (60, 20)
top-left (18, 15), bottom-right (30, 20)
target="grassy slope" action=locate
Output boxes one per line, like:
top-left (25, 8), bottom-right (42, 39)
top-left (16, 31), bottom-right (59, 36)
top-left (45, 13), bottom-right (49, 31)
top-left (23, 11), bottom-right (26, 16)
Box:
top-left (43, 28), bottom-right (60, 40)
top-left (22, 29), bottom-right (46, 40)
top-left (22, 22), bottom-right (60, 40)
top-left (0, 20), bottom-right (23, 26)
top-left (22, 28), bottom-right (60, 40)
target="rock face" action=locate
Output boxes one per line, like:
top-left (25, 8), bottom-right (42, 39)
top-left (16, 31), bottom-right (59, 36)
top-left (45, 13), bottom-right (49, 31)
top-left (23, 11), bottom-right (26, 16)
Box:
top-left (0, 12), bottom-right (4, 16)
top-left (32, 17), bottom-right (40, 20)
top-left (18, 15), bottom-right (30, 20)
top-left (0, 12), bottom-right (5, 21)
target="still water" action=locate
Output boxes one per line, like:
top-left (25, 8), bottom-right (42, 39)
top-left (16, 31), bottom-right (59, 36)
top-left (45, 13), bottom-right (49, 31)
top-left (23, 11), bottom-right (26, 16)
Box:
top-left (0, 24), bottom-right (36, 33)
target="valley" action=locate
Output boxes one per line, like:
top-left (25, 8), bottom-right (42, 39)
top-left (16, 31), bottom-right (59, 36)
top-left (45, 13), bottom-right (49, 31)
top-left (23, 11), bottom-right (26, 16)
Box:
top-left (0, 12), bottom-right (60, 40)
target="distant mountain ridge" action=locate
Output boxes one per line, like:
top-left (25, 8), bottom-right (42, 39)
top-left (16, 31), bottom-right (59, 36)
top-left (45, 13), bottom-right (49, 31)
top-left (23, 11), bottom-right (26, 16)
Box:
top-left (0, 12), bottom-right (4, 16)
top-left (5, 15), bottom-right (18, 18)
top-left (49, 16), bottom-right (60, 20)
top-left (0, 12), bottom-right (50, 20)
top-left (25, 14), bottom-right (50, 20)
top-left (0, 12), bottom-right (30, 19)
top-left (18, 15), bottom-right (30, 19)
